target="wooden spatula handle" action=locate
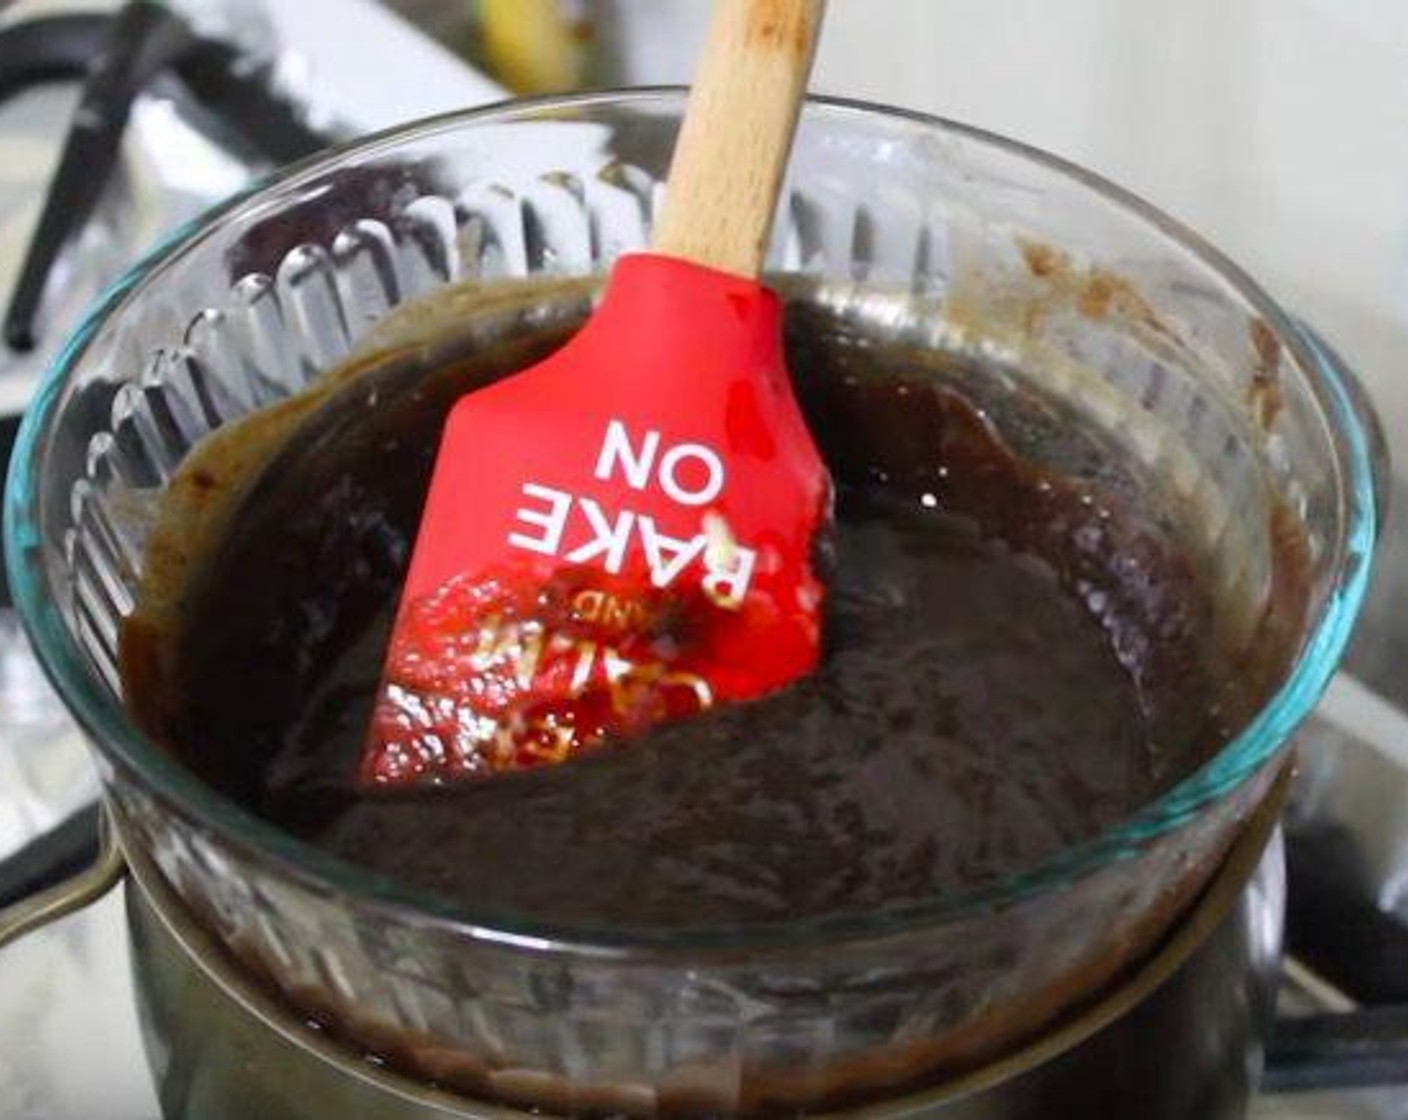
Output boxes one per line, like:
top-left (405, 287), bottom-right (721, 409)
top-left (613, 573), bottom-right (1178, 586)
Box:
top-left (652, 0), bottom-right (825, 279)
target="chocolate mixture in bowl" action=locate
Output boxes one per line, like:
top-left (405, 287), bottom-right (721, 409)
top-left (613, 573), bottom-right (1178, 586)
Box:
top-left (119, 280), bottom-right (1302, 929)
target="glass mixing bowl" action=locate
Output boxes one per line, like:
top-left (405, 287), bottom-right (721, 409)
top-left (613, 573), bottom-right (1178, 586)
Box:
top-left (4, 92), bottom-right (1378, 1116)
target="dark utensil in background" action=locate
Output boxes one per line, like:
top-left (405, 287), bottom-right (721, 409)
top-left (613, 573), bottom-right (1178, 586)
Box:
top-left (0, 1), bottom-right (337, 605)
top-left (0, 0), bottom-right (333, 934)
top-left (2, 3), bottom-right (332, 354)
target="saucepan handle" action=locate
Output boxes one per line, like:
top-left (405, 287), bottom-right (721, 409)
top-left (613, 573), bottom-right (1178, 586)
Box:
top-left (0, 800), bottom-right (124, 952)
top-left (1267, 1007), bottom-right (1408, 1093)
top-left (0, 13), bottom-right (112, 104)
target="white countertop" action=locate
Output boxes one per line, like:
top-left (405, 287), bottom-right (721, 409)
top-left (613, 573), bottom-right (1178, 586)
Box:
top-left (812, 0), bottom-right (1408, 453)
top-left (613, 0), bottom-right (1408, 450)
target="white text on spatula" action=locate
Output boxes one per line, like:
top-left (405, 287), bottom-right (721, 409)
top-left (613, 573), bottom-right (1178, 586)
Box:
top-left (507, 419), bottom-right (757, 607)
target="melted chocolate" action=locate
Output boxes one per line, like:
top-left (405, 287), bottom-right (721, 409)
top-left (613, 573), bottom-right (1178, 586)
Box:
top-left (122, 291), bottom-right (1240, 929)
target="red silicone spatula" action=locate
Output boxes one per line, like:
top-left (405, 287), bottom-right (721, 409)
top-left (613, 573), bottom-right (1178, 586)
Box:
top-left (362, 0), bottom-right (830, 786)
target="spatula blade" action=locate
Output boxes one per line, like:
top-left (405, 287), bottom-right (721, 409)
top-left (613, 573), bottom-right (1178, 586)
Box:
top-left (362, 254), bottom-right (828, 786)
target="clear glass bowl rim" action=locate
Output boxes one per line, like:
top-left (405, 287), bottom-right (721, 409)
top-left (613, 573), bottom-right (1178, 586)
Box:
top-left (4, 90), bottom-right (1379, 954)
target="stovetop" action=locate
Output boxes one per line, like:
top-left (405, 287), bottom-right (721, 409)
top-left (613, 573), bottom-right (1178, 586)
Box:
top-left (1, 2), bottom-right (1406, 1118)
top-left (0, 1), bottom-right (501, 1116)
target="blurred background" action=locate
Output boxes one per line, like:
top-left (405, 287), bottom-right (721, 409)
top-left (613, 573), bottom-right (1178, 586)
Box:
top-left (10, 0), bottom-right (1407, 436)
top-left (388, 0), bottom-right (1408, 450)
top-left (0, 2), bottom-right (1405, 1117)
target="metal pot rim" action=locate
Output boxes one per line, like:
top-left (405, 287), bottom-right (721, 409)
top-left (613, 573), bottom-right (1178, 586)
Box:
top-left (117, 768), bottom-right (1290, 1117)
